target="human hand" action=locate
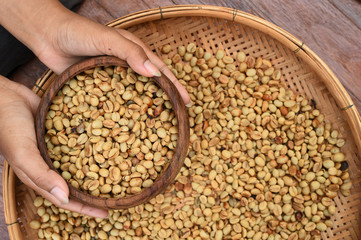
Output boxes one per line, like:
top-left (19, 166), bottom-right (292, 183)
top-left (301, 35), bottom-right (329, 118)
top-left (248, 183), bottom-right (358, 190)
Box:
top-left (0, 0), bottom-right (190, 104)
top-left (0, 0), bottom-right (190, 218)
top-left (35, 10), bottom-right (191, 105)
top-left (0, 76), bottom-right (108, 218)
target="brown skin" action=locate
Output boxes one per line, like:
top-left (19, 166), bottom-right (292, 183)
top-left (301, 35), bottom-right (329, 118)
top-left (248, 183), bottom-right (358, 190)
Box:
top-left (0, 0), bottom-right (190, 218)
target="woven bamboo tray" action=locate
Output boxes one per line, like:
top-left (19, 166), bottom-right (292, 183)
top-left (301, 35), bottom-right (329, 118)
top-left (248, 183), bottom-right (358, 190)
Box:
top-left (3, 5), bottom-right (361, 240)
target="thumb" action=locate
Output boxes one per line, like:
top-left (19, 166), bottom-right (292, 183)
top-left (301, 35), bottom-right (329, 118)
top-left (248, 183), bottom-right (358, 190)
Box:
top-left (12, 146), bottom-right (69, 206)
top-left (101, 31), bottom-right (161, 77)
top-left (10, 140), bottom-right (108, 218)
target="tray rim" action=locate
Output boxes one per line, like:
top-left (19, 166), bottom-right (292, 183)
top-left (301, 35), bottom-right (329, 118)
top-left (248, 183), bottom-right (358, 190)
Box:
top-left (3, 4), bottom-right (361, 240)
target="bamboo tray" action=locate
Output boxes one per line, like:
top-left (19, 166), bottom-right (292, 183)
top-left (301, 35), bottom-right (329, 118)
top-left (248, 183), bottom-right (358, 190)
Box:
top-left (3, 5), bottom-right (361, 240)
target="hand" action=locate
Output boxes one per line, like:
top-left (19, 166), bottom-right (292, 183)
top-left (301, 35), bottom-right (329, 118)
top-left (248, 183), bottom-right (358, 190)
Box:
top-left (36, 11), bottom-right (191, 105)
top-left (0, 0), bottom-right (190, 218)
top-left (0, 76), bottom-right (108, 218)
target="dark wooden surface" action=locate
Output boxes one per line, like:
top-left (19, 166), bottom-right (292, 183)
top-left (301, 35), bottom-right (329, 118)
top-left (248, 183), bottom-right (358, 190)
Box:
top-left (36, 56), bottom-right (190, 210)
top-left (1, 0), bottom-right (360, 239)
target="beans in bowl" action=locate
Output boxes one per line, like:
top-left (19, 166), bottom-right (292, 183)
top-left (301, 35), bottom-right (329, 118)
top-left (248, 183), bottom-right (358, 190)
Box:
top-left (44, 65), bottom-right (178, 198)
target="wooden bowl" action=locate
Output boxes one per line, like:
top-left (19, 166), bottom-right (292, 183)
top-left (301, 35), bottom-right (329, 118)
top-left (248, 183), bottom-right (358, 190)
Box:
top-left (35, 56), bottom-right (190, 209)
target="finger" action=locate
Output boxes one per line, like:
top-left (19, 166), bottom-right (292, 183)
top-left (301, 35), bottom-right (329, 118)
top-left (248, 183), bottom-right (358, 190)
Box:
top-left (59, 199), bottom-right (108, 218)
top-left (99, 31), bottom-right (161, 78)
top-left (0, 81), bottom-right (107, 219)
top-left (4, 110), bottom-right (108, 218)
top-left (13, 167), bottom-right (108, 218)
top-left (6, 131), bottom-right (71, 206)
top-left (10, 142), bottom-right (70, 206)
top-left (115, 29), bottom-right (191, 105)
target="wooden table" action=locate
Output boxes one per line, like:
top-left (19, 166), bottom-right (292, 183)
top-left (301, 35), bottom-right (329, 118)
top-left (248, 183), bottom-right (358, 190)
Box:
top-left (1, 0), bottom-right (360, 239)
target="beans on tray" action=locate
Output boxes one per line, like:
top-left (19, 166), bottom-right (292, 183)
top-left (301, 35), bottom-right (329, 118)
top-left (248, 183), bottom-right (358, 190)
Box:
top-left (44, 65), bottom-right (178, 198)
top-left (31, 43), bottom-right (352, 240)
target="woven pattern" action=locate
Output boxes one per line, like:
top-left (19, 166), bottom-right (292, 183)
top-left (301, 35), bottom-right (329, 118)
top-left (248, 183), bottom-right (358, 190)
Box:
top-left (8, 15), bottom-right (361, 240)
top-left (15, 180), bottom-right (38, 240)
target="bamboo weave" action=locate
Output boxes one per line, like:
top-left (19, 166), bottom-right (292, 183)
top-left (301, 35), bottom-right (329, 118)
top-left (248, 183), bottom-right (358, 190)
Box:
top-left (3, 5), bottom-right (361, 240)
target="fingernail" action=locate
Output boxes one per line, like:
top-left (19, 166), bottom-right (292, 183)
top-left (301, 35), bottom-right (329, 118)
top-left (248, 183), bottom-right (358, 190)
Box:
top-left (50, 187), bottom-right (69, 205)
top-left (144, 60), bottom-right (161, 77)
top-left (186, 101), bottom-right (193, 108)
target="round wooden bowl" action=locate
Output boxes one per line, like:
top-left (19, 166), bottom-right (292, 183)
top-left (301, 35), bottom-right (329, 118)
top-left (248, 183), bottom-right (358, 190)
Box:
top-left (35, 56), bottom-right (190, 209)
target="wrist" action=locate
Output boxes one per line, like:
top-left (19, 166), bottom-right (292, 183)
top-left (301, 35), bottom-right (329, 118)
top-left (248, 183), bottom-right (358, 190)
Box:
top-left (26, 2), bottom-right (75, 57)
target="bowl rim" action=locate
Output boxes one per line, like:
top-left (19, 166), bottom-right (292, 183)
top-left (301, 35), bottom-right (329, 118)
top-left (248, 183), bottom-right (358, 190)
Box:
top-left (35, 55), bottom-right (190, 209)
